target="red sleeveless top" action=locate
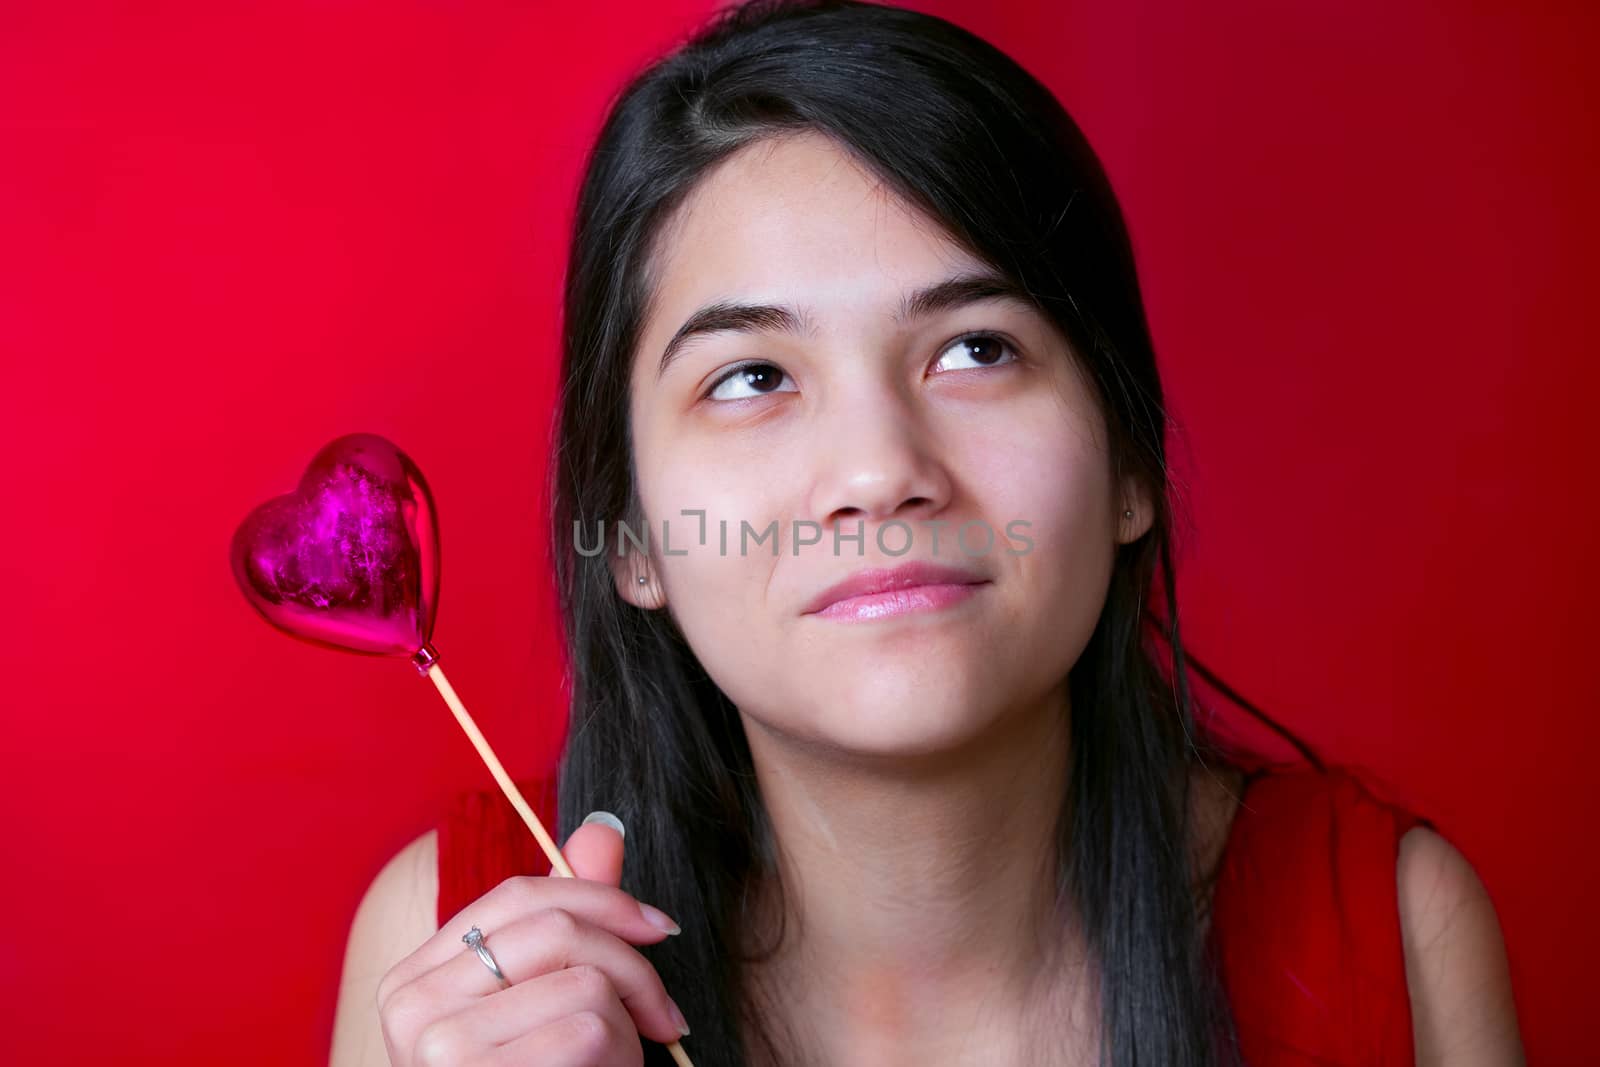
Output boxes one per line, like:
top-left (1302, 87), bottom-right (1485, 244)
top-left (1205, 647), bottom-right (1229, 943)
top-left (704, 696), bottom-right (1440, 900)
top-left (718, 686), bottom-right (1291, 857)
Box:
top-left (435, 762), bottom-right (1431, 1065)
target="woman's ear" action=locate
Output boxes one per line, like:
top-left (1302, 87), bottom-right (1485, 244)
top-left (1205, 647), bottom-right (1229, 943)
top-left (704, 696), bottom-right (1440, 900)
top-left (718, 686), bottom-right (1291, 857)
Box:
top-left (1117, 479), bottom-right (1155, 544)
top-left (608, 549), bottom-right (667, 610)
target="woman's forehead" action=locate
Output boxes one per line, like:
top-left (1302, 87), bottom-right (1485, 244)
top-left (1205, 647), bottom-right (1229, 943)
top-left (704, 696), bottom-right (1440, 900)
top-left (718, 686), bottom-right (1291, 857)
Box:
top-left (637, 137), bottom-right (988, 364)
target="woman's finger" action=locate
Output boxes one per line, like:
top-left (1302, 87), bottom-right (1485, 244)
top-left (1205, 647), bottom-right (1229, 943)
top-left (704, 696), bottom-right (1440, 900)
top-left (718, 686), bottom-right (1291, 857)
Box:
top-left (380, 874), bottom-right (680, 1006)
top-left (388, 907), bottom-right (689, 1048)
top-left (411, 963), bottom-right (654, 1062)
top-left (478, 1001), bottom-right (645, 1067)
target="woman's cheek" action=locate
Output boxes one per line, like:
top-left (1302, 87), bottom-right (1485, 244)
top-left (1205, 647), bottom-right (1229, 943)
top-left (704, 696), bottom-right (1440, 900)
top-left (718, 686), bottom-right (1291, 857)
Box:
top-left (671, 570), bottom-right (790, 717)
top-left (650, 473), bottom-right (788, 670)
top-left (958, 411), bottom-right (1098, 550)
top-left (973, 407), bottom-right (1115, 653)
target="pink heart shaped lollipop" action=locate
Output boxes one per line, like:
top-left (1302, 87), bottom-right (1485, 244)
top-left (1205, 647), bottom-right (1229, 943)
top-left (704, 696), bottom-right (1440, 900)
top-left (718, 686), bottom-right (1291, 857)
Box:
top-left (230, 432), bottom-right (440, 663)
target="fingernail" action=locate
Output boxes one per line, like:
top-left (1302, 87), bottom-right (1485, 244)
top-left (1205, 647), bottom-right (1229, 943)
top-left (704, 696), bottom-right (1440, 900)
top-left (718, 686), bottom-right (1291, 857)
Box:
top-left (667, 996), bottom-right (691, 1036)
top-left (639, 901), bottom-right (681, 936)
top-left (582, 810), bottom-right (625, 839)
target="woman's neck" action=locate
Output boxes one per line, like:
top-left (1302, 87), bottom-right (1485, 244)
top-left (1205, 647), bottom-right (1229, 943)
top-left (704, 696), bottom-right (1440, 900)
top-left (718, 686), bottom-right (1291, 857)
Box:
top-left (736, 683), bottom-right (1098, 1066)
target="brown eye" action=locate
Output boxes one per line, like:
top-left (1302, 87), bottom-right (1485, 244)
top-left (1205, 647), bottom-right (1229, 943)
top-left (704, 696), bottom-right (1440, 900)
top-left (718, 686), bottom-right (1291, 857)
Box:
top-left (932, 332), bottom-right (1019, 374)
top-left (705, 361), bottom-right (799, 401)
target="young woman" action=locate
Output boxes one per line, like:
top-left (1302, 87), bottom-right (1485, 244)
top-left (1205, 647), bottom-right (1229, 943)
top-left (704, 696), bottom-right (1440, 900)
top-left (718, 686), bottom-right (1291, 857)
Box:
top-left (330, 2), bottom-right (1523, 1064)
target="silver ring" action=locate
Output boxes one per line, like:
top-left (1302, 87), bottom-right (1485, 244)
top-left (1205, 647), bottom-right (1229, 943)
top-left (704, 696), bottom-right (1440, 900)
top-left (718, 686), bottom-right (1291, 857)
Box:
top-left (462, 925), bottom-right (510, 987)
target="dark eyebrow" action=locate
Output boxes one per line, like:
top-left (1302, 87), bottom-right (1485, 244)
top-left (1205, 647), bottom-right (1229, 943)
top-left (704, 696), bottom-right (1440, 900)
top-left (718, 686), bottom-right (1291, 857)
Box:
top-left (655, 269), bottom-right (1038, 380)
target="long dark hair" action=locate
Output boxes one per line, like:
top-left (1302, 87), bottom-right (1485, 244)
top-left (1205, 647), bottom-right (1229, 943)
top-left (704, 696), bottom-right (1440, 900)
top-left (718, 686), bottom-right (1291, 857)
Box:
top-left (547, 2), bottom-right (1321, 1064)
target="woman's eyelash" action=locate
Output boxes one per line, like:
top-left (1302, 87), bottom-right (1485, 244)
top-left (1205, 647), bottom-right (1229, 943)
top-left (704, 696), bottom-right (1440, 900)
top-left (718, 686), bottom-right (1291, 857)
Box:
top-left (707, 362), bottom-right (756, 391)
top-left (937, 331), bottom-right (1020, 370)
top-left (700, 330), bottom-right (1020, 401)
top-left (703, 361), bottom-right (787, 399)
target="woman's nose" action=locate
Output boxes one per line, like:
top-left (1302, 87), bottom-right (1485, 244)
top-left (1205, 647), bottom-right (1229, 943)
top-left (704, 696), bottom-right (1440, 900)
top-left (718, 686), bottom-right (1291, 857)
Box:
top-left (803, 388), bottom-right (953, 531)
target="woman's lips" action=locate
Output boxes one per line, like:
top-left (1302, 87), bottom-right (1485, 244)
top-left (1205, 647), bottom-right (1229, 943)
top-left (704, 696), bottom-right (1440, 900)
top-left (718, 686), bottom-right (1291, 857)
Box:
top-left (809, 580), bottom-right (989, 622)
top-left (800, 561), bottom-right (990, 616)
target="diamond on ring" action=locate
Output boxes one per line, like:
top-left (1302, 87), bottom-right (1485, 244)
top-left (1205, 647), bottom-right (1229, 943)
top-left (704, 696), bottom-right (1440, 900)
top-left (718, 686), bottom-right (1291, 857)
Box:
top-left (462, 925), bottom-right (510, 986)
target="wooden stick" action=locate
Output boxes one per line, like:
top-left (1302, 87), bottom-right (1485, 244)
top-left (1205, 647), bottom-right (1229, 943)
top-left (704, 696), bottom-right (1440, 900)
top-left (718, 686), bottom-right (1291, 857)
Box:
top-left (426, 661), bottom-right (696, 1067)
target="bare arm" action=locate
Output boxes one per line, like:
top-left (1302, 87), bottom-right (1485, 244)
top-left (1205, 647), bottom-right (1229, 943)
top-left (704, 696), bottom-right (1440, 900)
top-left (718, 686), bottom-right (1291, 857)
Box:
top-left (1398, 825), bottom-right (1525, 1065)
top-left (329, 830), bottom-right (440, 1067)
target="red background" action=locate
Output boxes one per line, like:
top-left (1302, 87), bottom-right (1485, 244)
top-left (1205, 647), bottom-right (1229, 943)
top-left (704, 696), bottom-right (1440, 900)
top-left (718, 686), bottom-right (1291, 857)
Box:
top-left (1, 1), bottom-right (1592, 1062)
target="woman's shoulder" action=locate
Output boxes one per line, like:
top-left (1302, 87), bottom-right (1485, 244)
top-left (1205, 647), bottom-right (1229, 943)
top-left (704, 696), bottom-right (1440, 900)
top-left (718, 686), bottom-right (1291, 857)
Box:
top-left (1209, 760), bottom-right (1436, 1061)
top-left (1212, 760), bottom-right (1523, 1062)
top-left (329, 828), bottom-right (439, 1066)
top-left (369, 827), bottom-right (440, 926)
top-left (333, 770), bottom-right (557, 1064)
top-left (344, 828), bottom-right (440, 972)
top-left (1394, 818), bottom-right (1523, 1062)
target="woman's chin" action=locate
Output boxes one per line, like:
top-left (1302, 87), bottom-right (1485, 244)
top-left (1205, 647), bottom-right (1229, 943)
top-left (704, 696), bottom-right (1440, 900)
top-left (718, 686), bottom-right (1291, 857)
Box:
top-left (793, 692), bottom-right (1001, 760)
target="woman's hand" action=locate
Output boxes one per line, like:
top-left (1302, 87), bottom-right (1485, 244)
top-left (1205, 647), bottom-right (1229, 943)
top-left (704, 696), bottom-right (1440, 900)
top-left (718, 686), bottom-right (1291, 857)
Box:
top-left (375, 813), bottom-right (690, 1066)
